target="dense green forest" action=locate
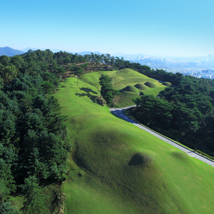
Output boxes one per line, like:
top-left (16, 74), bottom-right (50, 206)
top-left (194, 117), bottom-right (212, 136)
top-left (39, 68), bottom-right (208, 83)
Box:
top-left (0, 50), bottom-right (92, 213)
top-left (0, 50), bottom-right (78, 213)
top-left (1, 49), bottom-right (214, 212)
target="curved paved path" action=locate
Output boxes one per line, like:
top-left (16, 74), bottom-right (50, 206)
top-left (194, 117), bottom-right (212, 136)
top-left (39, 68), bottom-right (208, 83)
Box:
top-left (110, 105), bottom-right (214, 167)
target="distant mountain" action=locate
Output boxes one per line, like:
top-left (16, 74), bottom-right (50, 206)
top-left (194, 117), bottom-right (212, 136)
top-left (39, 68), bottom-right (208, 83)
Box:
top-left (0, 46), bottom-right (23, 56)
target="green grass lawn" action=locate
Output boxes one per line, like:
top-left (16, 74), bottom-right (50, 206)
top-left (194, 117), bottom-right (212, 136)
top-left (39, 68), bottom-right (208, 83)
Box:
top-left (54, 76), bottom-right (214, 214)
top-left (79, 68), bottom-right (167, 107)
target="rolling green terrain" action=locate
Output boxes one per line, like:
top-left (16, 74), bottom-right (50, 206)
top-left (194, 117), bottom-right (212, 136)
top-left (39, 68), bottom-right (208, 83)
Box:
top-left (79, 68), bottom-right (167, 107)
top-left (54, 75), bottom-right (214, 214)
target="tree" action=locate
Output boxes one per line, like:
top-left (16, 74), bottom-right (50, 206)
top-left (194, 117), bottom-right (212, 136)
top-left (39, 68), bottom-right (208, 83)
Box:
top-left (0, 56), bottom-right (10, 66)
top-left (76, 68), bottom-right (83, 85)
top-left (41, 81), bottom-right (53, 94)
top-left (0, 180), bottom-right (10, 204)
top-left (21, 176), bottom-right (49, 214)
top-left (40, 63), bottom-right (48, 72)
top-left (63, 56), bottom-right (71, 64)
top-left (81, 63), bottom-right (88, 68)
top-left (99, 75), bottom-right (120, 104)
top-left (56, 67), bottom-right (66, 81)
top-left (104, 54), bottom-right (110, 65)
top-left (0, 202), bottom-right (20, 214)
top-left (0, 75), bottom-right (3, 89)
top-left (11, 55), bottom-right (25, 69)
top-left (0, 65), bottom-right (18, 83)
top-left (0, 144), bottom-right (17, 195)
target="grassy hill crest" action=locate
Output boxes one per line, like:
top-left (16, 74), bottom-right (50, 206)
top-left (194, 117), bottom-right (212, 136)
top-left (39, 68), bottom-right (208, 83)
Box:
top-left (53, 71), bottom-right (214, 214)
top-left (79, 68), bottom-right (167, 107)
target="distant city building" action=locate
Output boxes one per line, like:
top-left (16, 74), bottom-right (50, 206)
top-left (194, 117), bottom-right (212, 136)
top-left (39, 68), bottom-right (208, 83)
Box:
top-left (142, 56), bottom-right (150, 59)
top-left (202, 69), bottom-right (214, 74)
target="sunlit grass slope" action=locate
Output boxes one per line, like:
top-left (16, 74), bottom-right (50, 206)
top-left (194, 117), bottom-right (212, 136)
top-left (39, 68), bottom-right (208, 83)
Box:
top-left (54, 77), bottom-right (214, 214)
top-left (80, 68), bottom-right (167, 107)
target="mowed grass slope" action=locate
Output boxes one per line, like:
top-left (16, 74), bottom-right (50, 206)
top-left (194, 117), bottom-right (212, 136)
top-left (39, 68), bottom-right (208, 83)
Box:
top-left (80, 68), bottom-right (167, 107)
top-left (54, 77), bottom-right (214, 214)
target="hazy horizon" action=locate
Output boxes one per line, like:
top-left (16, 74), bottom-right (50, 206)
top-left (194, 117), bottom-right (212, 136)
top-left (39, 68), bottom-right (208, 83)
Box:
top-left (1, 46), bottom-right (213, 59)
top-left (1, 0), bottom-right (214, 57)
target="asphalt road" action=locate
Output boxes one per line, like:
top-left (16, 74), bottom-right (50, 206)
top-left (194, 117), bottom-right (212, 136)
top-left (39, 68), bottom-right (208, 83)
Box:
top-left (110, 105), bottom-right (214, 168)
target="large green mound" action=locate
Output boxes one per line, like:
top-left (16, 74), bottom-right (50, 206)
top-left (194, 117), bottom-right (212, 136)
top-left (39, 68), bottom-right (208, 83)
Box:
top-left (54, 77), bottom-right (214, 214)
top-left (162, 82), bottom-right (172, 86)
top-left (79, 68), bottom-right (167, 107)
top-left (73, 129), bottom-right (168, 213)
top-left (144, 82), bottom-right (157, 88)
top-left (120, 85), bottom-right (138, 93)
top-left (116, 68), bottom-right (141, 78)
top-left (134, 83), bottom-right (148, 90)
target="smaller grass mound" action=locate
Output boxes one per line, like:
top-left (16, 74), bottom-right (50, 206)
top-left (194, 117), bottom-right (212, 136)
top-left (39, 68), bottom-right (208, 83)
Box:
top-left (171, 151), bottom-right (189, 162)
top-left (144, 82), bottom-right (157, 88)
top-left (120, 85), bottom-right (138, 93)
top-left (134, 83), bottom-right (148, 90)
top-left (162, 82), bottom-right (172, 86)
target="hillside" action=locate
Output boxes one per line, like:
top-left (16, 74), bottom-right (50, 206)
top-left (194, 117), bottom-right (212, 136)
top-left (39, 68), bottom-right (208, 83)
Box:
top-left (54, 75), bottom-right (214, 214)
top-left (80, 68), bottom-right (167, 107)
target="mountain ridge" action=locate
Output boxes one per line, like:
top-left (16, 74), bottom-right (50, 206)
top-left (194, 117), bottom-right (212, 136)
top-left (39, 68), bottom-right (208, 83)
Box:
top-left (0, 46), bottom-right (24, 56)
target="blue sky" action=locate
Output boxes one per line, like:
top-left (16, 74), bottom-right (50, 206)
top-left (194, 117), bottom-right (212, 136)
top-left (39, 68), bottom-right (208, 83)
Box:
top-left (1, 0), bottom-right (214, 56)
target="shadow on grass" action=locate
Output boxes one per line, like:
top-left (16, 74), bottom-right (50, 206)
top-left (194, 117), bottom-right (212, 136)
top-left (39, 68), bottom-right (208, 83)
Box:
top-left (80, 87), bottom-right (98, 94)
top-left (75, 93), bottom-right (87, 97)
top-left (128, 153), bottom-right (152, 166)
top-left (75, 87), bottom-right (103, 106)
top-left (128, 153), bottom-right (145, 166)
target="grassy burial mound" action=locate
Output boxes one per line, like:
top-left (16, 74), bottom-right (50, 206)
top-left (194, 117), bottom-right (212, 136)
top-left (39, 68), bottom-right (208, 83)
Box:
top-left (171, 151), bottom-right (189, 162)
top-left (120, 85), bottom-right (138, 93)
top-left (134, 83), bottom-right (148, 91)
top-left (119, 85), bottom-right (139, 106)
top-left (162, 81), bottom-right (172, 86)
top-left (144, 81), bottom-right (157, 88)
top-left (54, 77), bottom-right (214, 214)
top-left (80, 68), bottom-right (167, 107)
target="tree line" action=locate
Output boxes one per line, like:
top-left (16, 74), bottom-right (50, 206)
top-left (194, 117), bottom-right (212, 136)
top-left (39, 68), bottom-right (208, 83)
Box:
top-left (75, 52), bottom-right (184, 86)
top-left (0, 49), bottom-right (183, 87)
